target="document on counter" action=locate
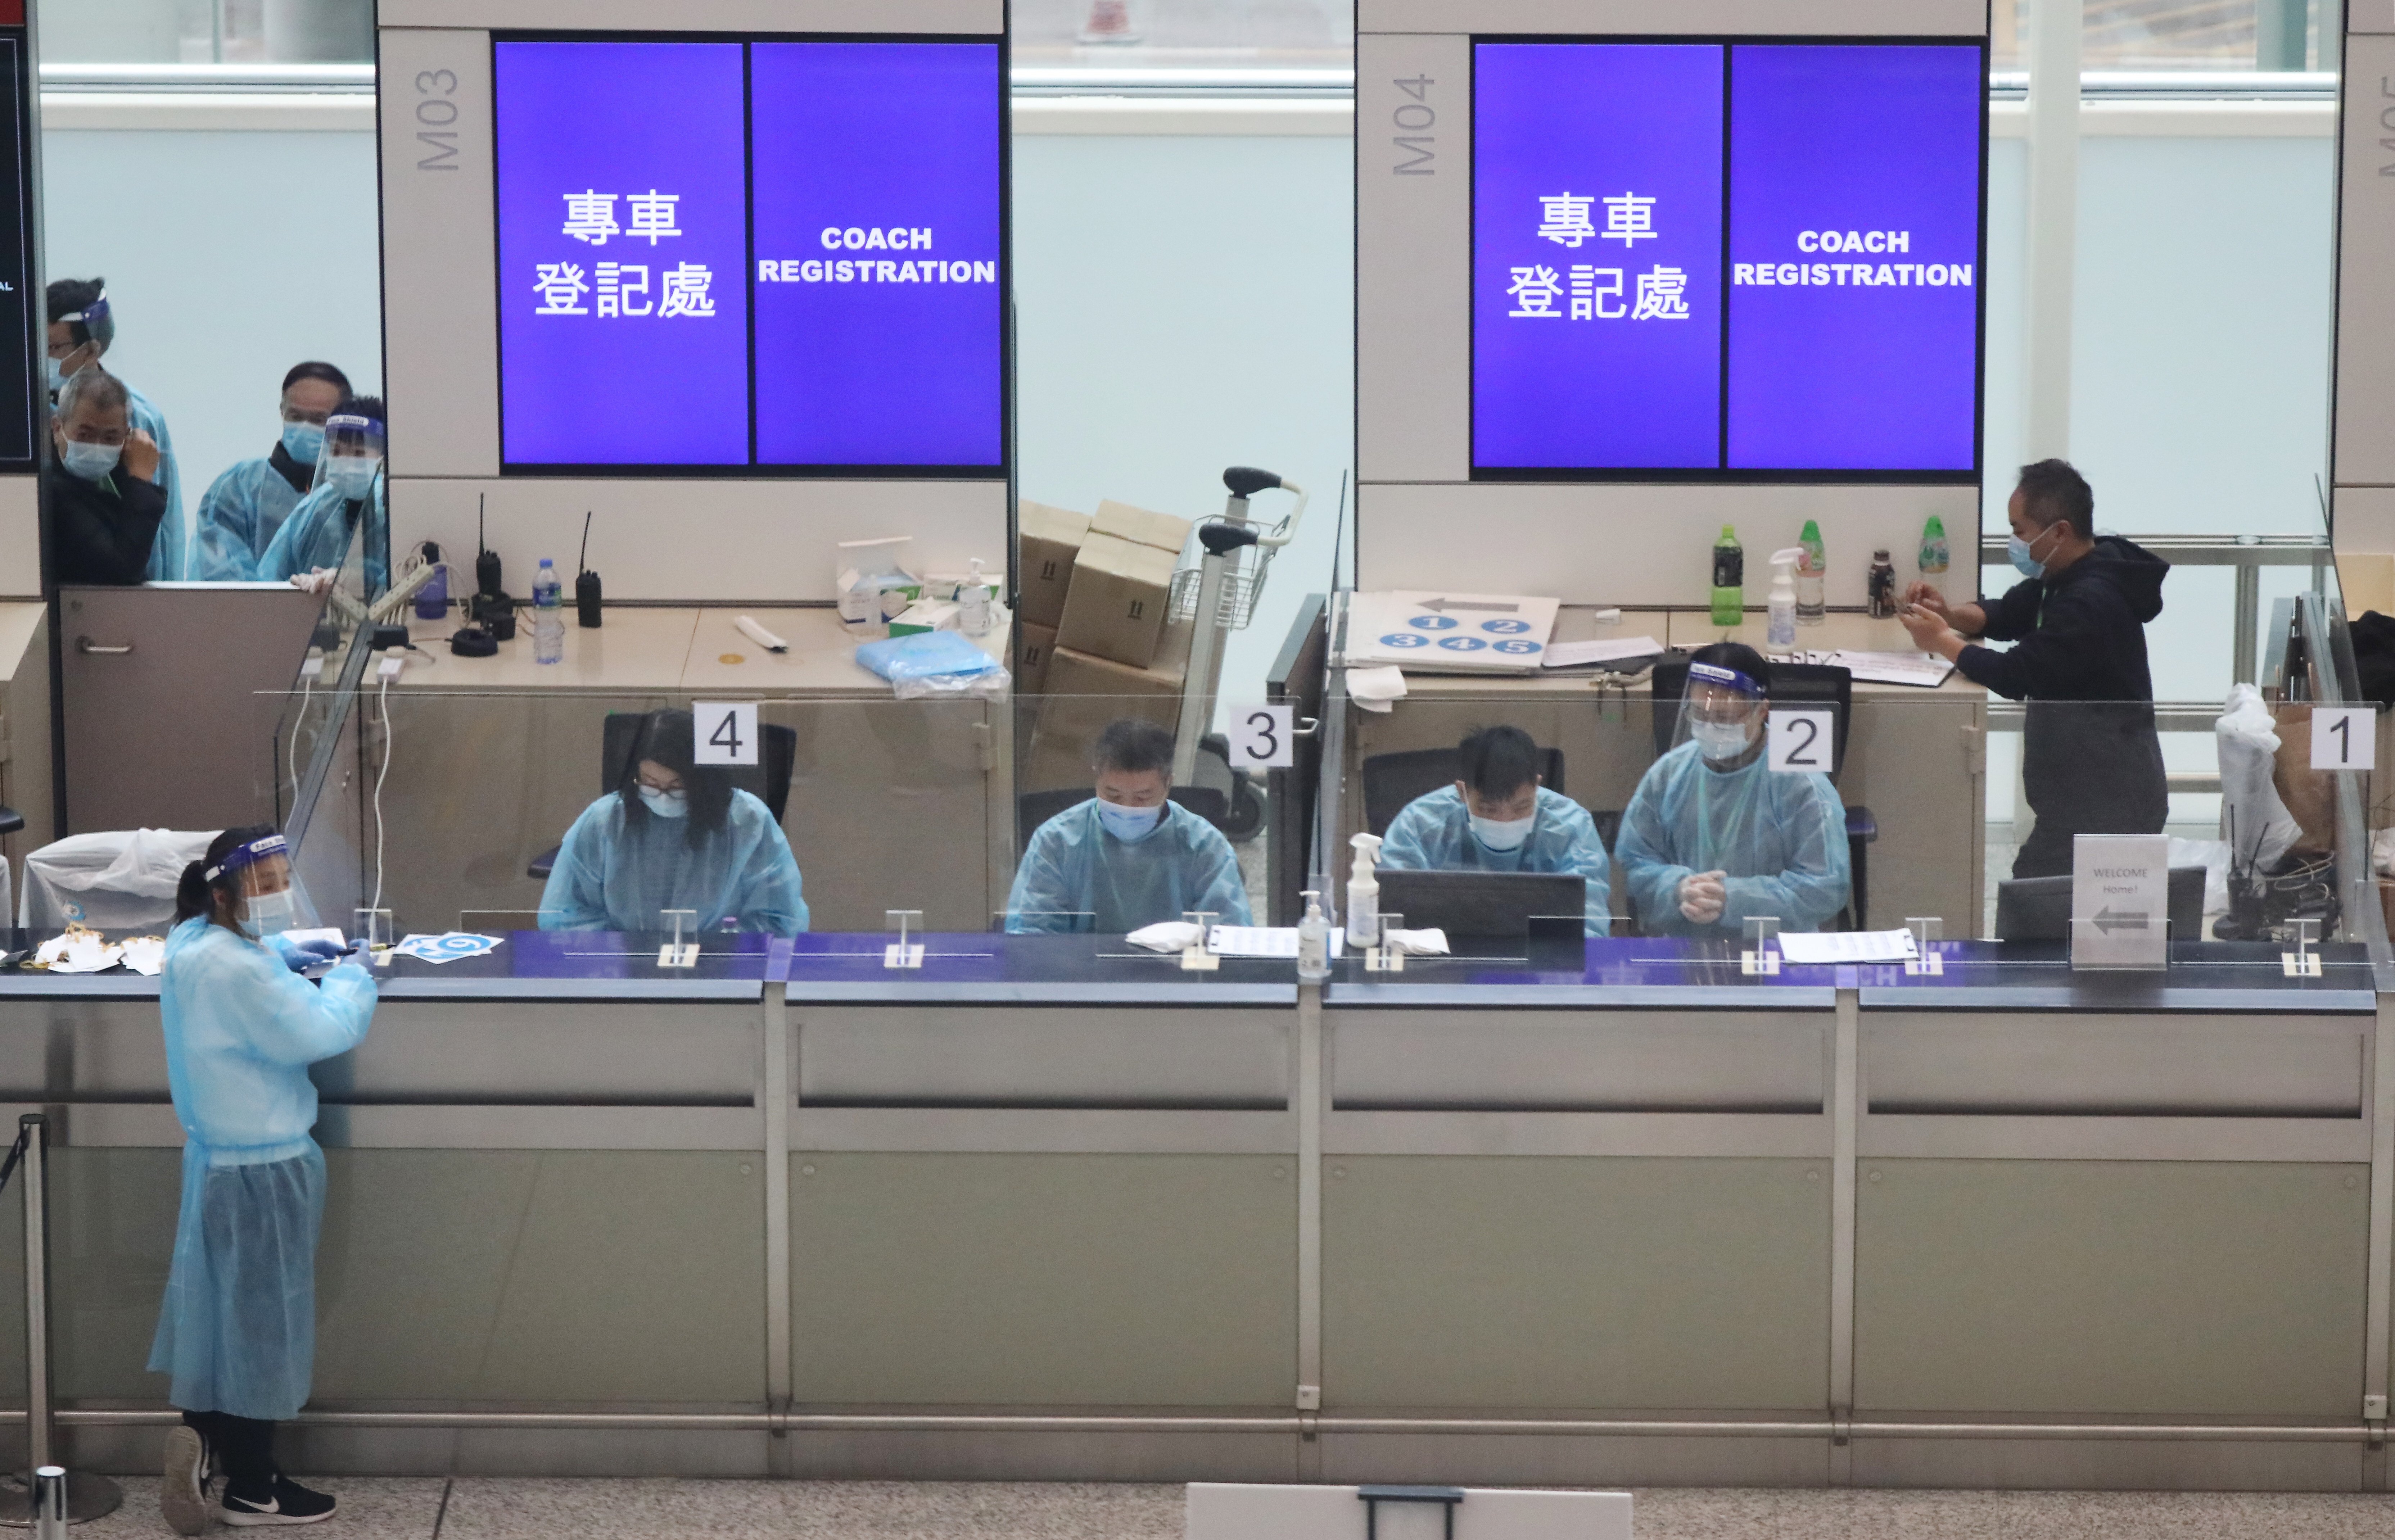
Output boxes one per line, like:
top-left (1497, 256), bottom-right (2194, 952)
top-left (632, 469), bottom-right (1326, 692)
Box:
top-left (1775, 929), bottom-right (1920, 965)
top-left (1542, 636), bottom-right (1666, 670)
top-left (1207, 926), bottom-right (1347, 957)
top-left (1784, 649), bottom-right (1955, 688)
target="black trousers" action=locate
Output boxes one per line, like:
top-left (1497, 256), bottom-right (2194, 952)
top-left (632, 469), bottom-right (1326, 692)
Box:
top-left (182, 1409), bottom-right (276, 1493)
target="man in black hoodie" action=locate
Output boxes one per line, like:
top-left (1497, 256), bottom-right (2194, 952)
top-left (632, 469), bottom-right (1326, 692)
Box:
top-left (1899, 459), bottom-right (2169, 879)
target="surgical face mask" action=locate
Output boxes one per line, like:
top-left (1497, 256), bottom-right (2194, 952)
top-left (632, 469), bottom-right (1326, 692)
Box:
top-left (1469, 811), bottom-right (1535, 852)
top-left (281, 420), bottom-right (326, 464)
top-left (1690, 717), bottom-right (1754, 764)
top-left (239, 887), bottom-right (298, 940)
top-left (44, 357), bottom-right (63, 393)
top-left (2008, 525), bottom-right (2053, 579)
top-left (1097, 800), bottom-right (1165, 842)
top-left (59, 439), bottom-right (121, 482)
top-left (638, 785), bottom-right (689, 820)
top-left (324, 455), bottom-right (380, 499)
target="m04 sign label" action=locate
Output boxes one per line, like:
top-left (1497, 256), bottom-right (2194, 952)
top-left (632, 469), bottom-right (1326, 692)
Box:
top-left (1392, 74), bottom-right (1434, 176)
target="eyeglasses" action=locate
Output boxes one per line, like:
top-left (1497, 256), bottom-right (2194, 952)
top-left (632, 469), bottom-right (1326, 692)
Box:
top-left (636, 773), bottom-right (684, 794)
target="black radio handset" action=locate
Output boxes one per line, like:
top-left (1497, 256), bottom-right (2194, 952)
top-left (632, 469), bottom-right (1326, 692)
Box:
top-left (475, 492), bottom-right (502, 599)
top-left (575, 509), bottom-right (602, 628)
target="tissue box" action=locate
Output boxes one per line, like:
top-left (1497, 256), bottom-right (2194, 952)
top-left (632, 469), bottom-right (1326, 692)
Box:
top-left (888, 599), bottom-right (961, 637)
top-left (1017, 502), bottom-right (1090, 629)
top-left (1056, 532), bottom-right (1180, 669)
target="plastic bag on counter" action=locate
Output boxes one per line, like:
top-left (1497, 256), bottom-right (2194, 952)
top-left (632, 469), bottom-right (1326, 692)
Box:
top-left (854, 629), bottom-right (1009, 700)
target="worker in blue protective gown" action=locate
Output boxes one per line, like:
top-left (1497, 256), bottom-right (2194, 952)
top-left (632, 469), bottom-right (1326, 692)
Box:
top-left (1616, 642), bottom-right (1851, 939)
top-left (1008, 717), bottom-right (1252, 934)
top-left (254, 396), bottom-right (389, 594)
top-left (538, 707), bottom-right (809, 936)
top-left (48, 277), bottom-right (186, 580)
top-left (190, 361), bottom-right (352, 580)
top-left (1380, 724), bottom-right (1613, 936)
top-left (150, 826), bottom-right (373, 1533)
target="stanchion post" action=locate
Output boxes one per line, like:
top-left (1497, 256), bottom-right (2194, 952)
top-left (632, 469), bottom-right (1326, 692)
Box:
top-left (0, 1115), bottom-right (121, 1527)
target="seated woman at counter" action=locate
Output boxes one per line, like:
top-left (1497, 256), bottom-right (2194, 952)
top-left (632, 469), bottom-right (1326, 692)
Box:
top-left (1615, 643), bottom-right (1850, 938)
top-left (1007, 718), bottom-right (1251, 934)
top-left (537, 708), bottom-right (809, 936)
top-left (1379, 724), bottom-right (1612, 935)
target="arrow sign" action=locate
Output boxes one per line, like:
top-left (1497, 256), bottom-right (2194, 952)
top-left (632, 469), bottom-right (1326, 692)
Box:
top-left (2092, 906), bottom-right (2150, 934)
top-left (1420, 597), bottom-right (1520, 614)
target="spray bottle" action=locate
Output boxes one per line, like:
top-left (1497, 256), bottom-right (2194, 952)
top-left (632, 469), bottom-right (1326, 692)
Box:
top-left (1346, 833), bottom-right (1385, 949)
top-left (1765, 548), bottom-right (1805, 651)
top-left (1795, 518), bottom-right (1827, 625)
top-left (1297, 891), bottom-right (1331, 982)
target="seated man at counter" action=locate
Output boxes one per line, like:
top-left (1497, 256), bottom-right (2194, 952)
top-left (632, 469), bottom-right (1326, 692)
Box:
top-left (46, 368), bottom-right (167, 586)
top-left (1379, 724), bottom-right (1612, 935)
top-left (256, 397), bottom-right (389, 593)
top-left (191, 360), bottom-right (352, 581)
top-left (1616, 643), bottom-right (1851, 938)
top-left (1007, 718), bottom-right (1251, 934)
top-left (538, 708), bottom-right (809, 936)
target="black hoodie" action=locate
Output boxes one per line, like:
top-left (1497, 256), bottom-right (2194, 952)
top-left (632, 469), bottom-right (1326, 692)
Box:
top-left (1958, 534), bottom-right (2170, 875)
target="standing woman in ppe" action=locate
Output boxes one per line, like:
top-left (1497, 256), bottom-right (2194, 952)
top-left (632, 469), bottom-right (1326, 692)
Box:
top-left (150, 827), bottom-right (374, 1532)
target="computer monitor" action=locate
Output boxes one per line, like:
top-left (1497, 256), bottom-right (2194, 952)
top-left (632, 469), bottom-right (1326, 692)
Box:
top-left (1994, 866), bottom-right (2207, 943)
top-left (1375, 870), bottom-right (1587, 942)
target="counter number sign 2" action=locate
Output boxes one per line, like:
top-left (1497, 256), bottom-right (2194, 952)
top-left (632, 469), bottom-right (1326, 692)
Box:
top-left (2311, 706), bottom-right (2375, 771)
top-left (695, 702), bottom-right (761, 766)
top-left (1767, 708), bottom-right (1835, 774)
top-left (1230, 703), bottom-right (1296, 770)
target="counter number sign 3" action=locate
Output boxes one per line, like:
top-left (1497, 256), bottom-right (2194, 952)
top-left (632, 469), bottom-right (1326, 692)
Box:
top-left (1230, 703), bottom-right (1296, 770)
top-left (2311, 706), bottom-right (2375, 771)
top-left (1767, 708), bottom-right (1835, 774)
top-left (695, 702), bottom-right (761, 766)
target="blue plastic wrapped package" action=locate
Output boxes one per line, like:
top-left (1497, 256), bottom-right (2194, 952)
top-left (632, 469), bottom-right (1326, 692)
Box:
top-left (854, 629), bottom-right (1009, 699)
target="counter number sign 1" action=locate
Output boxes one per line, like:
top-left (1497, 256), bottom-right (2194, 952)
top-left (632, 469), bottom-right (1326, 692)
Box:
top-left (1229, 703), bottom-right (1296, 770)
top-left (2311, 706), bottom-right (2376, 771)
top-left (1767, 708), bottom-right (1835, 774)
top-left (695, 702), bottom-right (761, 766)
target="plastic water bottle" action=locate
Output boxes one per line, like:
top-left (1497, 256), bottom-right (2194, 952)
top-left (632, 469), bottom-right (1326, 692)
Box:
top-left (533, 558), bottom-right (564, 665)
top-left (414, 540), bottom-right (448, 621)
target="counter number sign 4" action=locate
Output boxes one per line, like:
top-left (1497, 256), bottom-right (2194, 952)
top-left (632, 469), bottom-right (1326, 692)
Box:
top-left (1767, 708), bottom-right (1835, 774)
top-left (2311, 706), bottom-right (2376, 771)
top-left (1229, 703), bottom-right (1296, 770)
top-left (695, 702), bottom-right (761, 766)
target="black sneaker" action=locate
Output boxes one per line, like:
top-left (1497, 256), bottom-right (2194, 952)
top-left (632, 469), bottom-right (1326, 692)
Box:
top-left (221, 1476), bottom-right (337, 1527)
top-left (160, 1424), bottom-right (211, 1537)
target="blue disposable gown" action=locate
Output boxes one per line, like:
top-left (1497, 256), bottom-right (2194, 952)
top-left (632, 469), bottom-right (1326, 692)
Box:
top-left (191, 454), bottom-right (312, 580)
top-left (1615, 740), bottom-right (1852, 938)
top-left (255, 480), bottom-right (387, 593)
top-left (1007, 799), bottom-right (1252, 933)
top-left (148, 918), bottom-right (377, 1422)
top-left (1379, 784), bottom-right (1614, 936)
top-left (125, 382), bottom-right (186, 581)
top-left (537, 788), bottom-right (809, 936)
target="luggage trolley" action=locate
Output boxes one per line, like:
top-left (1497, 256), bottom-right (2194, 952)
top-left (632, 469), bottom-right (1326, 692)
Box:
top-left (1169, 467), bottom-right (1308, 842)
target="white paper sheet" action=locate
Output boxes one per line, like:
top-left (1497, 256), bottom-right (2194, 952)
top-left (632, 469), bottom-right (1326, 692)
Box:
top-left (1775, 929), bottom-right (1919, 965)
top-left (1127, 921), bottom-right (1204, 954)
top-left (1783, 649), bottom-right (1955, 688)
top-left (1542, 636), bottom-right (1666, 670)
top-left (1208, 926), bottom-right (1348, 958)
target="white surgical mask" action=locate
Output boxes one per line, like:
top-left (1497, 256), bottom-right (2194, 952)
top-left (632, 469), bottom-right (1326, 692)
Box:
top-left (1690, 718), bottom-right (1753, 764)
top-left (638, 785), bottom-right (688, 819)
top-left (1097, 800), bottom-right (1165, 842)
top-left (282, 420), bottom-right (325, 464)
top-left (1469, 811), bottom-right (1535, 852)
top-left (44, 357), bottom-right (64, 393)
top-left (60, 439), bottom-right (121, 482)
top-left (325, 455), bottom-right (380, 499)
top-left (239, 888), bottom-right (298, 939)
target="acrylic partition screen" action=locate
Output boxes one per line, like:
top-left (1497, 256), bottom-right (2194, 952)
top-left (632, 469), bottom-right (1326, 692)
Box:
top-left (1472, 38), bottom-right (1985, 481)
top-left (492, 36), bottom-right (1006, 475)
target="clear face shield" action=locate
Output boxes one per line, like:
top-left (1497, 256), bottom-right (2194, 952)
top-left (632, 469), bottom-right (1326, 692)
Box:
top-left (207, 834), bottom-right (320, 940)
top-left (317, 412), bottom-right (385, 501)
top-left (1672, 661), bottom-right (1769, 767)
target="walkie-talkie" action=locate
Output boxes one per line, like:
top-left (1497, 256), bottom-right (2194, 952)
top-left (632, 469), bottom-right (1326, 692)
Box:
top-left (474, 493), bottom-right (502, 600)
top-left (469, 492), bottom-right (517, 641)
top-left (575, 509), bottom-right (602, 628)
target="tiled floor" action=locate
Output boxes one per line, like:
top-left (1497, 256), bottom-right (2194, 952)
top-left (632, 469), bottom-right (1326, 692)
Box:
top-left (64, 1477), bottom-right (2395, 1538)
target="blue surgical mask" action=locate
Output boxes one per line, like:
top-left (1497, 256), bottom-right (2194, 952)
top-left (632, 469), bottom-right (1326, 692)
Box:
top-left (1097, 800), bottom-right (1165, 842)
top-left (324, 455), bottom-right (380, 499)
top-left (1469, 811), bottom-right (1535, 852)
top-left (60, 439), bottom-right (120, 482)
top-left (1690, 718), bottom-right (1753, 764)
top-left (2008, 526), bottom-right (2051, 579)
top-left (281, 420), bottom-right (325, 464)
top-left (638, 785), bottom-right (688, 819)
top-left (239, 888), bottom-right (298, 940)
top-left (44, 357), bottom-right (63, 393)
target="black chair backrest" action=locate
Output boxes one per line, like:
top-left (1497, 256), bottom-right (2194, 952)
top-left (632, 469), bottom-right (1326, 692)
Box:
top-left (1359, 746), bottom-right (1568, 837)
top-left (598, 712), bottom-right (797, 823)
top-left (1015, 787), bottom-right (1230, 850)
top-left (1994, 865), bottom-right (2206, 943)
top-left (1650, 660), bottom-right (1852, 780)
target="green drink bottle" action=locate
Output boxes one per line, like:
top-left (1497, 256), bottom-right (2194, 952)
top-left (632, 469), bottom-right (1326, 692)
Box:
top-left (1711, 525), bottom-right (1744, 628)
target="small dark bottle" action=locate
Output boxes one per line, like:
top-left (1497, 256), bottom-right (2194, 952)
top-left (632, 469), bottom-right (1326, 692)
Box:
top-left (1867, 549), bottom-right (1897, 619)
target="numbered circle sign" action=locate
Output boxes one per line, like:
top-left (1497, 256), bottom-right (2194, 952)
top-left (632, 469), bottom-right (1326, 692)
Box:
top-left (1407, 613), bottom-right (1458, 631)
top-left (1492, 638), bottom-right (1541, 655)
top-left (1767, 708), bottom-right (1835, 774)
top-left (1437, 634), bottom-right (1487, 652)
top-left (1481, 617), bottom-right (1531, 635)
top-left (1229, 703), bottom-right (1296, 770)
top-left (694, 701), bottom-right (761, 766)
top-left (2312, 706), bottom-right (2376, 770)
top-left (1380, 631), bottom-right (1427, 649)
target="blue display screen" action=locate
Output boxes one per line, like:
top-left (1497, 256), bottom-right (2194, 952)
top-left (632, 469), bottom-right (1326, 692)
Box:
top-left (493, 36), bottom-right (1006, 475)
top-left (1472, 39), bottom-right (1984, 480)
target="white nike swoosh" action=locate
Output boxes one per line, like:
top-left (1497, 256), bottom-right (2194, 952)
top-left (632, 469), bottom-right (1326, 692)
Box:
top-left (240, 1496), bottom-right (280, 1514)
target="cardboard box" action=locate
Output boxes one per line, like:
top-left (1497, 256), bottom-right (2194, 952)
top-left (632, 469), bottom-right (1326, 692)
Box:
top-left (1017, 623), bottom-right (1059, 695)
top-left (1056, 532), bottom-right (1180, 669)
top-left (1017, 502), bottom-right (1090, 629)
top-left (1091, 498), bottom-right (1194, 559)
top-left (1025, 624), bottom-right (1190, 789)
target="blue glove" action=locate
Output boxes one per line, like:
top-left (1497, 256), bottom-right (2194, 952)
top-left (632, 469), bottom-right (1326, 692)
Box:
top-left (266, 935), bottom-right (345, 974)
